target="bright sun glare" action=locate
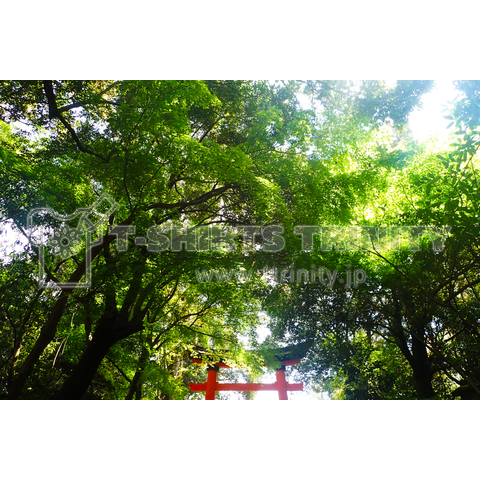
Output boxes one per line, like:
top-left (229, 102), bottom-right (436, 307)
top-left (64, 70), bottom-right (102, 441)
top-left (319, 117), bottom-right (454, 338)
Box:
top-left (408, 80), bottom-right (459, 141)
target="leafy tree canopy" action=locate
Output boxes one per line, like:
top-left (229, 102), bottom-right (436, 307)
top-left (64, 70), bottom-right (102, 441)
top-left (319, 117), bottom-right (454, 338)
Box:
top-left (3, 79), bottom-right (477, 400)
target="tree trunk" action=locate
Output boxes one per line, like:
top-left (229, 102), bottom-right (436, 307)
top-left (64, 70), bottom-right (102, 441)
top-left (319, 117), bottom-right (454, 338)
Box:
top-left (52, 326), bottom-right (117, 400)
top-left (125, 370), bottom-right (142, 400)
top-left (135, 378), bottom-right (142, 400)
top-left (7, 224), bottom-right (136, 399)
top-left (390, 294), bottom-right (435, 399)
top-left (410, 329), bottom-right (435, 399)
top-left (52, 314), bottom-right (143, 399)
top-left (125, 345), bottom-right (149, 400)
top-left (7, 292), bottom-right (71, 399)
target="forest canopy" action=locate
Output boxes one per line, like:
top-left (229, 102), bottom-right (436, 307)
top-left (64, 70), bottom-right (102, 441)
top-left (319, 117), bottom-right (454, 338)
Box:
top-left (1, 79), bottom-right (479, 400)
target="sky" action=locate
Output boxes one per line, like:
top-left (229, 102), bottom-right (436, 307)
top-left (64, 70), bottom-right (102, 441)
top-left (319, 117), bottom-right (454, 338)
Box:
top-left (408, 80), bottom-right (459, 141)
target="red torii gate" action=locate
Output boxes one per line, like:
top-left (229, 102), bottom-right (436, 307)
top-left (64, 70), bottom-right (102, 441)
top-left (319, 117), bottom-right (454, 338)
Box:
top-left (189, 342), bottom-right (311, 400)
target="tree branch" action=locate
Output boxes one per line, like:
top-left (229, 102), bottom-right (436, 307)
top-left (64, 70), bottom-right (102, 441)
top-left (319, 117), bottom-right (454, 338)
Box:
top-left (42, 81), bottom-right (108, 162)
top-left (148, 183), bottom-right (240, 211)
top-left (105, 356), bottom-right (132, 383)
top-left (55, 81), bottom-right (121, 114)
top-left (363, 243), bottom-right (453, 310)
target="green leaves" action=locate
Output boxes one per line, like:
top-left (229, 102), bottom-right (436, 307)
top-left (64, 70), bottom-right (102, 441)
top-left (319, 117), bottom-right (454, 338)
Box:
top-left (3, 79), bottom-right (479, 400)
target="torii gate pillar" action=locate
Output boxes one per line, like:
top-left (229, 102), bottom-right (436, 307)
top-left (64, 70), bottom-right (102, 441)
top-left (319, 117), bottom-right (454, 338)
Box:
top-left (276, 365), bottom-right (288, 400)
top-left (205, 366), bottom-right (219, 401)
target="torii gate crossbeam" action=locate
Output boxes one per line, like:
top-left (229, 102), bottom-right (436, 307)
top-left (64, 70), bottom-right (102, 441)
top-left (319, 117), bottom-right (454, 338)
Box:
top-left (190, 358), bottom-right (304, 400)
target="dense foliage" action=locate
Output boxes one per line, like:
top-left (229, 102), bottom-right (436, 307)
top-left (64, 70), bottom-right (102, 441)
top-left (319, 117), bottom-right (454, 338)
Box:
top-left (1, 80), bottom-right (478, 400)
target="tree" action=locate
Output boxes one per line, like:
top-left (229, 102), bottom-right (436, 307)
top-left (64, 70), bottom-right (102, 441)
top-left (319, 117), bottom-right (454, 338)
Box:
top-left (261, 81), bottom-right (480, 399)
top-left (0, 80), bottom-right (438, 399)
top-left (1, 80), bottom-right (318, 399)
